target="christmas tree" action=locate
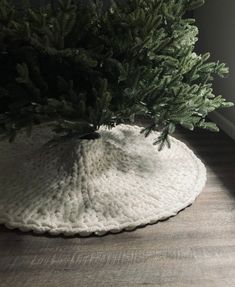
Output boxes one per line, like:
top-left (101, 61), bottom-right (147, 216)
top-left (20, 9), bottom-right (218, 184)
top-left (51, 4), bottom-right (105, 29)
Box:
top-left (0, 0), bottom-right (230, 236)
top-left (0, 0), bottom-right (233, 149)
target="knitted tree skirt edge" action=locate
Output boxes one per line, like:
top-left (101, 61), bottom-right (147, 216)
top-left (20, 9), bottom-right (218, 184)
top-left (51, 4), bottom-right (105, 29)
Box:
top-left (0, 124), bottom-right (206, 236)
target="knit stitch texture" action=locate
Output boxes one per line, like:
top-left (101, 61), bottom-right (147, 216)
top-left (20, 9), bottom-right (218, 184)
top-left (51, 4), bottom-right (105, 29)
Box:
top-left (0, 125), bottom-right (206, 236)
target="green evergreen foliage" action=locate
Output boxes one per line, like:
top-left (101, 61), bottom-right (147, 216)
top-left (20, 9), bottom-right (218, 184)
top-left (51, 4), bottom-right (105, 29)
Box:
top-left (0, 0), bottom-right (233, 148)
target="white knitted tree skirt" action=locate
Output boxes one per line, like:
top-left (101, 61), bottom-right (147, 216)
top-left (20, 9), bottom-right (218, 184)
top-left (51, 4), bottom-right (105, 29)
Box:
top-left (0, 124), bottom-right (206, 236)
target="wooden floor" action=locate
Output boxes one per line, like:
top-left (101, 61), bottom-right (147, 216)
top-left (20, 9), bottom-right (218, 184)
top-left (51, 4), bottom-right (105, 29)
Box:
top-left (0, 127), bottom-right (235, 287)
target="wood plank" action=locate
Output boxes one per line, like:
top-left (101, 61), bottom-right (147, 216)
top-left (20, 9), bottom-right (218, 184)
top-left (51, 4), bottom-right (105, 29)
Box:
top-left (0, 126), bottom-right (235, 287)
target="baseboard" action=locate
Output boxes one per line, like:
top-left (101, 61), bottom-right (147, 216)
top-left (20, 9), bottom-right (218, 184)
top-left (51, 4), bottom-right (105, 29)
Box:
top-left (210, 111), bottom-right (235, 141)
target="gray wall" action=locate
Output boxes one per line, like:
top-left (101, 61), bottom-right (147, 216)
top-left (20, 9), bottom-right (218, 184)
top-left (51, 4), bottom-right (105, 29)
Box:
top-left (195, 0), bottom-right (235, 140)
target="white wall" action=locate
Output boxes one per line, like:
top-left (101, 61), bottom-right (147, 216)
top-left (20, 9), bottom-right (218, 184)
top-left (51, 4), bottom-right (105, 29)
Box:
top-left (195, 0), bottom-right (235, 140)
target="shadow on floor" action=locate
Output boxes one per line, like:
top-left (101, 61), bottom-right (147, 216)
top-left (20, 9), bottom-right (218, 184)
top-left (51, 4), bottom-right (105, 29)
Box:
top-left (176, 127), bottom-right (235, 199)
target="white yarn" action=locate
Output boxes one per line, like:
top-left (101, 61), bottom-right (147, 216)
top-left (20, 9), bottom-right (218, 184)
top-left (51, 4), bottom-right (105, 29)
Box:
top-left (0, 125), bottom-right (206, 236)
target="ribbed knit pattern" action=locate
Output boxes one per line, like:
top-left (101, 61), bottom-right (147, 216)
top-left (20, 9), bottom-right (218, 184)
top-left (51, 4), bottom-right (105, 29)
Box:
top-left (0, 125), bottom-right (206, 236)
